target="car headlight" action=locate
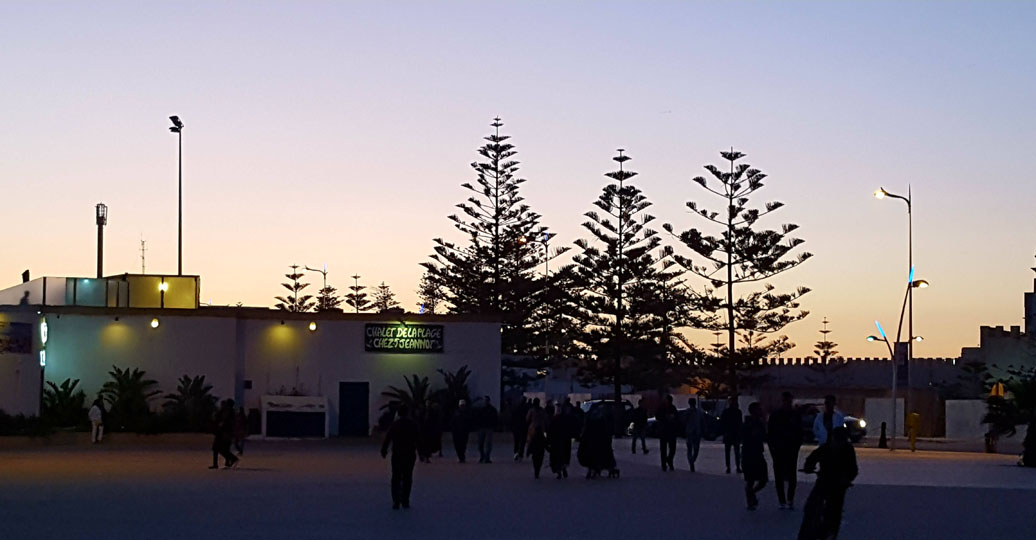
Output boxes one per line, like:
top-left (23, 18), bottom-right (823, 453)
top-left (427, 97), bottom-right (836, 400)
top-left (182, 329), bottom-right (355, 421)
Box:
top-left (857, 419), bottom-right (867, 429)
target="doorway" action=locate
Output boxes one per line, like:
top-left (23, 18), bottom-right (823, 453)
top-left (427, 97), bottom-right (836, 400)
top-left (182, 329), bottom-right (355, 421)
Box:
top-left (338, 381), bottom-right (370, 437)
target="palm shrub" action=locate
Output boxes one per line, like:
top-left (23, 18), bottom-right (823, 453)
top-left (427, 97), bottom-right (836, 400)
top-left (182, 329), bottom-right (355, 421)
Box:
top-left (100, 366), bottom-right (161, 432)
top-left (983, 366), bottom-right (1036, 463)
top-left (381, 374), bottom-right (434, 418)
top-left (42, 378), bottom-right (87, 427)
top-left (163, 375), bottom-right (218, 432)
top-left (433, 365), bottom-right (472, 421)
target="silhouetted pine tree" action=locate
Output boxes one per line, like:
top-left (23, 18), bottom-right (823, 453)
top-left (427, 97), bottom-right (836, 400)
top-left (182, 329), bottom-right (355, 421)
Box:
top-left (569, 150), bottom-right (671, 399)
top-left (372, 282), bottom-right (401, 312)
top-left (416, 272), bottom-right (444, 314)
top-left (345, 275), bottom-right (371, 313)
top-left (421, 118), bottom-right (566, 378)
top-left (275, 265), bottom-right (315, 312)
top-left (665, 149), bottom-right (811, 392)
top-left (632, 250), bottom-right (705, 392)
top-left (315, 286), bottom-right (342, 312)
top-left (807, 317), bottom-right (847, 386)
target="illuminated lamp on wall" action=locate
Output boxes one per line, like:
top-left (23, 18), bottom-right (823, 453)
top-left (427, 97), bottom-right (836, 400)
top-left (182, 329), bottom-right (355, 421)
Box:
top-left (150, 318), bottom-right (160, 329)
top-left (159, 282), bottom-right (169, 292)
top-left (40, 320), bottom-right (48, 345)
top-left (39, 350), bottom-right (46, 367)
top-left (308, 322), bottom-right (317, 332)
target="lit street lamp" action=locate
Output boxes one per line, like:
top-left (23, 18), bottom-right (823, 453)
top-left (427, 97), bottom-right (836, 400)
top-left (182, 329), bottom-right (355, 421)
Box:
top-left (874, 186), bottom-right (922, 432)
top-left (169, 115), bottom-right (184, 276)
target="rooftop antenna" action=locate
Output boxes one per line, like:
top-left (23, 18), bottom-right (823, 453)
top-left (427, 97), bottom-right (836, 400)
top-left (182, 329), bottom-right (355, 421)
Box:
top-left (140, 236), bottom-right (148, 274)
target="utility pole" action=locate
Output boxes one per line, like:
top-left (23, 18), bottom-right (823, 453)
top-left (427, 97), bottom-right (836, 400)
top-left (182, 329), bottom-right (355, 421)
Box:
top-left (169, 116), bottom-right (184, 275)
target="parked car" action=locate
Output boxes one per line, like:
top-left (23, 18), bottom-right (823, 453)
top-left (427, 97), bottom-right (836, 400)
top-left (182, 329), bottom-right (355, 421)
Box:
top-left (796, 403), bottom-right (867, 443)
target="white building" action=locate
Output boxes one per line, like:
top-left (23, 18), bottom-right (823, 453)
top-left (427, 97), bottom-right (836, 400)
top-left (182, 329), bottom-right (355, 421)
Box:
top-left (0, 274), bottom-right (500, 436)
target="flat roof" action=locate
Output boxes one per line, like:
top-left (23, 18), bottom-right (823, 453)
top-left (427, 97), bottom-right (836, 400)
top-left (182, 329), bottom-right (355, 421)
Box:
top-left (0, 303), bottom-right (502, 324)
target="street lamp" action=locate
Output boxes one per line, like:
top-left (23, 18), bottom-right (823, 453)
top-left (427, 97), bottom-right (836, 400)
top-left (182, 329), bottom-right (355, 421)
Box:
top-left (305, 264), bottom-right (329, 310)
top-left (169, 115), bottom-right (184, 275)
top-left (519, 232), bottom-right (555, 364)
top-left (875, 185), bottom-right (918, 432)
top-left (866, 320), bottom-right (899, 450)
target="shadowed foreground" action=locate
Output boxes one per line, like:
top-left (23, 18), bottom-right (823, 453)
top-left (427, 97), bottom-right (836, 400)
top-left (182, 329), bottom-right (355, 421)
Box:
top-left (0, 439), bottom-right (1033, 540)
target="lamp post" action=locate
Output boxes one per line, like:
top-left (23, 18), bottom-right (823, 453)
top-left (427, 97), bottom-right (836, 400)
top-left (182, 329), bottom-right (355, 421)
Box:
top-left (169, 116), bottom-right (184, 275)
top-left (867, 321), bottom-right (898, 450)
top-left (520, 232), bottom-right (555, 366)
top-left (868, 322), bottom-right (927, 452)
top-left (874, 186), bottom-right (918, 431)
top-left (305, 264), bottom-right (329, 311)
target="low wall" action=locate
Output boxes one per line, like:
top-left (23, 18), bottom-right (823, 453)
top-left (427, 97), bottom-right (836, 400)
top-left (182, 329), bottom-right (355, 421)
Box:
top-left (864, 398), bottom-right (904, 437)
top-left (945, 399), bottom-right (987, 440)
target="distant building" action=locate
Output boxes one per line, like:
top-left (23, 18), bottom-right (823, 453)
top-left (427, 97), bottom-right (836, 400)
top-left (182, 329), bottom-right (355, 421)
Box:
top-left (959, 270), bottom-right (1036, 372)
top-left (0, 274), bottom-right (501, 436)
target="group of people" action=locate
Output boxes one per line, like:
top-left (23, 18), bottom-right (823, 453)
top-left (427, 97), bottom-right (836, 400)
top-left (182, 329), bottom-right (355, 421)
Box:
top-left (209, 399), bottom-right (247, 470)
top-left (510, 396), bottom-right (603, 479)
top-left (713, 392), bottom-right (858, 539)
top-left (445, 395), bottom-right (498, 463)
top-left (380, 391), bottom-right (858, 538)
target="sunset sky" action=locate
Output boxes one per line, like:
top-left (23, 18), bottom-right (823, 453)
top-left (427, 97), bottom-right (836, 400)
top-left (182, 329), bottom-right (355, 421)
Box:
top-left (2, 1), bottom-right (1034, 358)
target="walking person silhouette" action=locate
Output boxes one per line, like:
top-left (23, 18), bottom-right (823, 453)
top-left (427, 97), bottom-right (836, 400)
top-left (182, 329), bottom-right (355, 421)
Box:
top-left (381, 404), bottom-right (420, 510)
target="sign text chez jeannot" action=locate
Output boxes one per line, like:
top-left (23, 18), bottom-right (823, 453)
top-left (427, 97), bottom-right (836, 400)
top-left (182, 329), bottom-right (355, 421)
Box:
top-left (364, 323), bottom-right (444, 353)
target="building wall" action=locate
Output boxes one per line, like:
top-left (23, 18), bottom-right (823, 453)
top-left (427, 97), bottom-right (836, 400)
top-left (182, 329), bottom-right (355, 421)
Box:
top-left (44, 312), bottom-right (238, 407)
top-left (1, 307), bottom-right (500, 435)
top-left (238, 318), bottom-right (500, 435)
top-left (0, 309), bottom-right (42, 416)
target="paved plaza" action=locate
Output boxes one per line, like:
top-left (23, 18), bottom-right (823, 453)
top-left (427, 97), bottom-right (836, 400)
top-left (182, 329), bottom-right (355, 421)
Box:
top-left (1, 437), bottom-right (1034, 540)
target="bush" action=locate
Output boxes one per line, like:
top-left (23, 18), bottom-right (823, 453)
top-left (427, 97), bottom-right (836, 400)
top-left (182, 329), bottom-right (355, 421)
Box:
top-left (42, 378), bottom-right (88, 428)
top-left (0, 410), bottom-right (54, 437)
top-left (100, 366), bottom-right (161, 432)
top-left (162, 375), bottom-right (218, 432)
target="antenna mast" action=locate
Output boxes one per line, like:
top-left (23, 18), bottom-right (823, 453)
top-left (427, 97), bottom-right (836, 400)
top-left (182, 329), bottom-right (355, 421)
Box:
top-left (140, 237), bottom-right (147, 274)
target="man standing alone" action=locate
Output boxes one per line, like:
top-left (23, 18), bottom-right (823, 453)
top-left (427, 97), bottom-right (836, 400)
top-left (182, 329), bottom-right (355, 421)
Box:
top-left (381, 404), bottom-right (420, 510)
top-left (685, 398), bottom-right (704, 472)
top-left (657, 395), bottom-right (679, 471)
top-left (88, 398), bottom-right (105, 444)
top-left (476, 396), bottom-right (498, 464)
top-left (630, 399), bottom-right (649, 455)
top-left (450, 400), bottom-right (470, 463)
top-left (720, 396), bottom-right (743, 474)
top-left (768, 392), bottom-right (803, 509)
top-left (812, 395), bottom-right (845, 446)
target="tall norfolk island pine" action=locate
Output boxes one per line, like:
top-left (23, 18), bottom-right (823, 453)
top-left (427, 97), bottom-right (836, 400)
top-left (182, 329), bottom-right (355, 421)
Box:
top-left (571, 151), bottom-right (697, 400)
top-left (275, 265), bottom-right (316, 312)
top-left (422, 118), bottom-right (565, 370)
top-left (664, 149), bottom-right (811, 392)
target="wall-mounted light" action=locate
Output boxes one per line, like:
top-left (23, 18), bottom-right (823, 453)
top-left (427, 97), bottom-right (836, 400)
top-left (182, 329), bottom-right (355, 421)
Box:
top-left (159, 282), bottom-right (169, 292)
top-left (308, 322), bottom-right (318, 332)
top-left (150, 318), bottom-right (160, 329)
top-left (39, 350), bottom-right (46, 367)
top-left (40, 320), bottom-right (48, 345)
